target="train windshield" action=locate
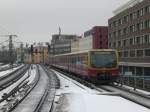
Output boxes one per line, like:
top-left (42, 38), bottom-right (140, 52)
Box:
top-left (90, 51), bottom-right (117, 68)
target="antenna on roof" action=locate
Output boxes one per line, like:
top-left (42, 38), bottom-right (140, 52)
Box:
top-left (59, 27), bottom-right (61, 39)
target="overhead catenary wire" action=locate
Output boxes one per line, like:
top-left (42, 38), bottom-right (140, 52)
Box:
top-left (0, 39), bottom-right (9, 45)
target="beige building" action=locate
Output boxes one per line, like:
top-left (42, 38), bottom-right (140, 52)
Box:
top-left (71, 38), bottom-right (80, 52)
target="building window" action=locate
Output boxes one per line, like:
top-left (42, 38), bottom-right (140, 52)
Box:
top-left (109, 33), bottom-right (112, 38)
top-left (123, 40), bottom-right (127, 47)
top-left (129, 66), bottom-right (135, 75)
top-left (113, 21), bottom-right (116, 27)
top-left (118, 19), bottom-right (122, 25)
top-left (124, 51), bottom-right (128, 57)
top-left (140, 8), bottom-right (144, 16)
top-left (123, 15), bottom-right (129, 23)
top-left (99, 35), bottom-right (102, 39)
top-left (109, 23), bottom-right (112, 28)
top-left (129, 38), bottom-right (134, 45)
top-left (113, 31), bottom-right (116, 37)
top-left (136, 36), bottom-right (141, 44)
top-left (133, 12), bottom-right (137, 19)
top-left (118, 40), bottom-right (121, 47)
top-left (137, 50), bottom-right (143, 57)
top-left (140, 22), bottom-right (144, 30)
top-left (136, 23), bottom-right (140, 31)
top-left (130, 13), bottom-right (133, 20)
top-left (144, 67), bottom-right (150, 76)
top-left (130, 25), bottom-right (133, 33)
top-left (118, 30), bottom-right (121, 36)
top-left (145, 5), bottom-right (150, 14)
top-left (133, 25), bottom-right (136, 32)
top-left (144, 20), bottom-right (150, 28)
top-left (109, 42), bottom-right (112, 48)
top-left (118, 51), bottom-right (122, 57)
top-left (136, 67), bottom-right (143, 76)
top-left (99, 41), bottom-right (102, 45)
top-left (144, 34), bottom-right (150, 44)
top-left (137, 10), bottom-right (140, 17)
top-left (113, 42), bottom-right (116, 48)
top-left (145, 49), bottom-right (150, 56)
top-left (123, 27), bottom-right (127, 35)
top-left (130, 50), bottom-right (136, 57)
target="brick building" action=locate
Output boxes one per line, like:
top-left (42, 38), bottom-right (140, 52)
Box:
top-left (108, 0), bottom-right (150, 76)
top-left (82, 26), bottom-right (108, 50)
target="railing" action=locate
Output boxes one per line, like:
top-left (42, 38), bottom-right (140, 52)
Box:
top-left (116, 75), bottom-right (150, 92)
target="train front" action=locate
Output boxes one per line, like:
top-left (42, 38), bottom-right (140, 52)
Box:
top-left (88, 50), bottom-right (119, 83)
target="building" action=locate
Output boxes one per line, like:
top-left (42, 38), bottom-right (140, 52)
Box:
top-left (78, 26), bottom-right (108, 51)
top-left (28, 43), bottom-right (49, 64)
top-left (108, 0), bottom-right (150, 76)
top-left (71, 37), bottom-right (80, 52)
top-left (50, 34), bottom-right (80, 55)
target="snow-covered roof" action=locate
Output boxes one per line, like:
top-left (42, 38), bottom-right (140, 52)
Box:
top-left (113, 0), bottom-right (144, 15)
top-left (52, 49), bottom-right (117, 57)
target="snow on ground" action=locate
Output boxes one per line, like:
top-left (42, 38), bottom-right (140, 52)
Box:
top-left (53, 70), bottom-right (150, 112)
top-left (52, 70), bottom-right (100, 95)
top-left (56, 93), bottom-right (150, 112)
top-left (0, 64), bottom-right (9, 70)
top-left (0, 65), bottom-right (37, 109)
top-left (0, 71), bottom-right (29, 100)
top-left (0, 65), bottom-right (24, 77)
top-left (0, 64), bottom-right (9, 68)
top-left (27, 65), bottom-right (37, 84)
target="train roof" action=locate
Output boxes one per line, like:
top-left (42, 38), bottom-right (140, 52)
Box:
top-left (51, 49), bottom-right (117, 57)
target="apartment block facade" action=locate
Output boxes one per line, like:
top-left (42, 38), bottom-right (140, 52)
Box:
top-left (108, 0), bottom-right (150, 76)
top-left (50, 34), bottom-right (80, 55)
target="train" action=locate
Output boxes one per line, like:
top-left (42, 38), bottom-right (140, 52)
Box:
top-left (49, 49), bottom-right (119, 84)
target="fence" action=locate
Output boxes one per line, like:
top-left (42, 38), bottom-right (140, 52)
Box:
top-left (117, 75), bottom-right (150, 91)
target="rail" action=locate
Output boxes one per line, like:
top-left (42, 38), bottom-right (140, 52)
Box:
top-left (0, 65), bottom-right (29, 91)
top-left (6, 65), bottom-right (40, 112)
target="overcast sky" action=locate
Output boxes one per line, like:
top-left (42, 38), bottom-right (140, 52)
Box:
top-left (0, 0), bottom-right (130, 44)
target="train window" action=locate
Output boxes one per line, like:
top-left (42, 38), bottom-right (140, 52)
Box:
top-left (90, 51), bottom-right (117, 68)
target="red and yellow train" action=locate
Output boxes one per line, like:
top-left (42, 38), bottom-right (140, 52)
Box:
top-left (49, 49), bottom-right (119, 83)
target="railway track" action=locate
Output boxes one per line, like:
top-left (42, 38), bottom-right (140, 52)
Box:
top-left (0, 65), bottom-right (29, 91)
top-left (33, 65), bottom-right (59, 112)
top-left (0, 64), bottom-right (21, 72)
top-left (11, 65), bottom-right (59, 112)
top-left (0, 65), bottom-right (31, 111)
top-left (51, 66), bottom-right (150, 109)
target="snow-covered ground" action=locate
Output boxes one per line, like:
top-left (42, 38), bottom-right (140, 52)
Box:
top-left (0, 65), bottom-right (37, 111)
top-left (0, 71), bottom-right (29, 99)
top-left (27, 65), bottom-right (37, 84)
top-left (53, 70), bottom-right (100, 95)
top-left (0, 65), bottom-right (24, 77)
top-left (0, 64), bottom-right (9, 69)
top-left (56, 93), bottom-right (149, 112)
top-left (0, 65), bottom-right (37, 99)
top-left (53, 70), bottom-right (150, 112)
